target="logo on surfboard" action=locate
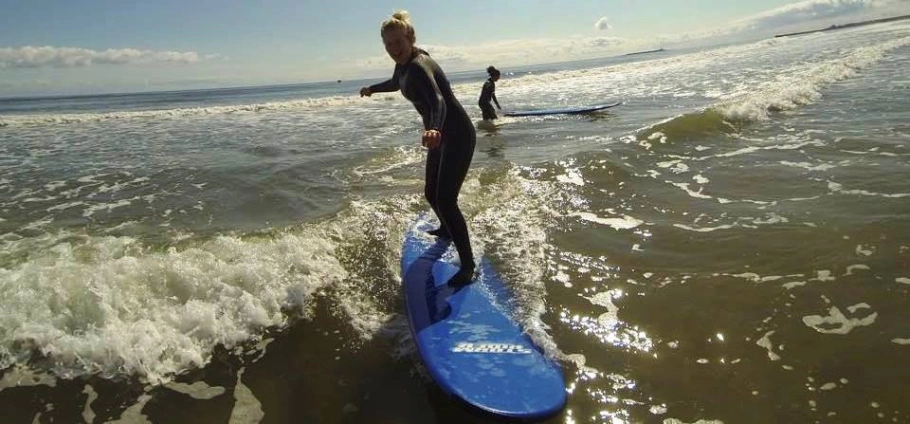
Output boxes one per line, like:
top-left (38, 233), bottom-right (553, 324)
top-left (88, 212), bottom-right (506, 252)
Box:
top-left (452, 342), bottom-right (533, 354)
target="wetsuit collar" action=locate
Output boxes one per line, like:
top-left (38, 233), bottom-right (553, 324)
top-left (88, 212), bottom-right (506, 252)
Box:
top-left (407, 48), bottom-right (429, 64)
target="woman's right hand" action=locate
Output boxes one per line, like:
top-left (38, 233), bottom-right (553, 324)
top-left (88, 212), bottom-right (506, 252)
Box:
top-left (422, 130), bottom-right (441, 149)
top-left (359, 87), bottom-right (372, 97)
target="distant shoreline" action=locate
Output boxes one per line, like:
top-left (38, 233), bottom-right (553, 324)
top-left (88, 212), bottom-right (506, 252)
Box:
top-left (624, 48), bottom-right (666, 56)
top-left (775, 14), bottom-right (910, 38)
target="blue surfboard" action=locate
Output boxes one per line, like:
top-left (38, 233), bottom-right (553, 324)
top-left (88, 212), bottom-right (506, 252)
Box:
top-left (504, 101), bottom-right (622, 117)
top-left (401, 216), bottom-right (566, 420)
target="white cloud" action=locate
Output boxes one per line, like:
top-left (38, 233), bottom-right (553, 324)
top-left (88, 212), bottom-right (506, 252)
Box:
top-left (632, 0), bottom-right (904, 47)
top-left (0, 46), bottom-right (214, 69)
top-left (356, 35), bottom-right (636, 72)
top-left (355, 0), bottom-right (902, 73)
top-left (721, 0), bottom-right (901, 35)
top-left (595, 16), bottom-right (613, 31)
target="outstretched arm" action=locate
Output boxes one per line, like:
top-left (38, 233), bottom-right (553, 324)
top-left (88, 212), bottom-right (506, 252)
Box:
top-left (360, 72), bottom-right (400, 97)
top-left (368, 78), bottom-right (400, 93)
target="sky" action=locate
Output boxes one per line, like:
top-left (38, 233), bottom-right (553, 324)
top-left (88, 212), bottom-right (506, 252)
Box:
top-left (1, 0), bottom-right (908, 97)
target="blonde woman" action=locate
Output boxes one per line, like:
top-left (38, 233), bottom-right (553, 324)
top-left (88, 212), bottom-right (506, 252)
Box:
top-left (360, 11), bottom-right (477, 286)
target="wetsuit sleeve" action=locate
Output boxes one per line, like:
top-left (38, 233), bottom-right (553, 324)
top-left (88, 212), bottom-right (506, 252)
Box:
top-left (492, 90), bottom-right (501, 109)
top-left (409, 59), bottom-right (447, 131)
top-left (369, 69), bottom-right (400, 93)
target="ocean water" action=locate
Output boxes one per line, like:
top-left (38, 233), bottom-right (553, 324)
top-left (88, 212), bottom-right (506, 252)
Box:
top-left (1, 20), bottom-right (909, 424)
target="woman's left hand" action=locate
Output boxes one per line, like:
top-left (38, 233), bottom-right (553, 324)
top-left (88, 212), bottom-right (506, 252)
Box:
top-left (422, 130), bottom-right (441, 149)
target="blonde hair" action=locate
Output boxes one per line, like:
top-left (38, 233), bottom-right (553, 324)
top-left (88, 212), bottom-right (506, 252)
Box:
top-left (381, 10), bottom-right (415, 38)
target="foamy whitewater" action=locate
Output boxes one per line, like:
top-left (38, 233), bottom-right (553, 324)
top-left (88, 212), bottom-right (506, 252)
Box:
top-left (1, 20), bottom-right (909, 423)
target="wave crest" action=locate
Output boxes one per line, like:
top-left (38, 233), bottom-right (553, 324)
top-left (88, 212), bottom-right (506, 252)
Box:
top-left (640, 36), bottom-right (910, 141)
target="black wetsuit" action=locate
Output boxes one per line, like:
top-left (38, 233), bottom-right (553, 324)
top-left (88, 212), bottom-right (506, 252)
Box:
top-left (478, 79), bottom-right (499, 120)
top-left (369, 49), bottom-right (477, 274)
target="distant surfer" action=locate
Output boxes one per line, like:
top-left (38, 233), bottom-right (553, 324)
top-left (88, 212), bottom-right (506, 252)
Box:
top-left (478, 66), bottom-right (502, 120)
top-left (359, 11), bottom-right (477, 286)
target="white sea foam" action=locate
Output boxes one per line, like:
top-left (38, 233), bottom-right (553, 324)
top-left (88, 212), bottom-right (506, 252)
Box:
top-left (663, 418), bottom-right (724, 424)
top-left (657, 160), bottom-right (690, 174)
top-left (570, 211), bottom-right (644, 230)
top-left (107, 393), bottom-right (153, 424)
top-left (783, 281), bottom-right (807, 289)
top-left (844, 264), bottom-right (870, 276)
top-left (802, 304), bottom-right (877, 335)
top-left (674, 210), bottom-right (790, 233)
top-left (229, 368), bottom-right (264, 423)
top-left (668, 182), bottom-right (714, 200)
top-left (0, 366), bottom-right (57, 390)
top-left (556, 168), bottom-right (586, 186)
top-left (586, 290), bottom-right (621, 328)
top-left (165, 381), bottom-right (226, 400)
top-left (0, 225), bottom-right (347, 383)
top-left (350, 145), bottom-right (425, 177)
top-left (716, 36), bottom-right (910, 122)
top-left (82, 384), bottom-right (98, 423)
top-left (812, 270), bottom-right (836, 282)
top-left (828, 181), bottom-right (910, 198)
top-left (674, 223), bottom-right (736, 233)
top-left (469, 173), bottom-right (561, 356)
top-left (780, 161), bottom-right (839, 171)
top-left (713, 139), bottom-right (827, 159)
top-left (0, 95), bottom-right (389, 127)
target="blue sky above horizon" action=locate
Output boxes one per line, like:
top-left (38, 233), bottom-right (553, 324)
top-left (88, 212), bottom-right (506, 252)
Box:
top-left (1, 0), bottom-right (907, 96)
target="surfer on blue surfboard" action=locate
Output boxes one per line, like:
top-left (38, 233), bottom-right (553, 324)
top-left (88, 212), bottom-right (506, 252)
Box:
top-left (359, 10), bottom-right (477, 286)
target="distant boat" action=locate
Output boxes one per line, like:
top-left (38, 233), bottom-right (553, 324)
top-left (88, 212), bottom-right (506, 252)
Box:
top-left (625, 48), bottom-right (666, 56)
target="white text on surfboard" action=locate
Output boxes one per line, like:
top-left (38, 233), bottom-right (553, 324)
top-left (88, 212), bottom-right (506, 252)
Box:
top-left (452, 342), bottom-right (533, 354)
